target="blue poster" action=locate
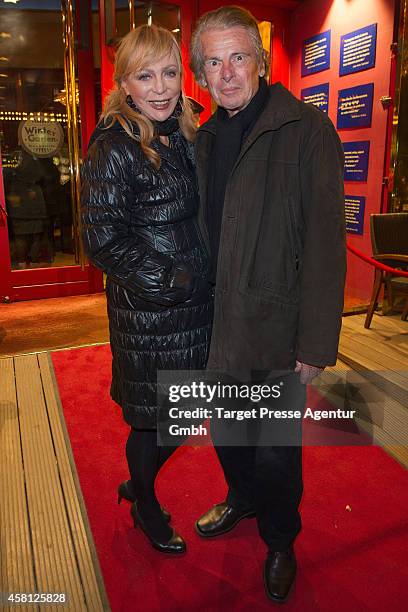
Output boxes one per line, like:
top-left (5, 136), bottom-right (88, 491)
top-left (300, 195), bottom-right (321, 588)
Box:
top-left (301, 83), bottom-right (329, 113)
top-left (302, 30), bottom-right (331, 76)
top-left (343, 141), bottom-right (370, 181)
top-left (337, 83), bottom-right (374, 129)
top-left (345, 195), bottom-right (365, 235)
top-left (340, 24), bottom-right (377, 76)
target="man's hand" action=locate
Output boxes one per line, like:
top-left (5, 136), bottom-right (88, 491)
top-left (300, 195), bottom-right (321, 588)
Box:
top-left (295, 360), bottom-right (324, 385)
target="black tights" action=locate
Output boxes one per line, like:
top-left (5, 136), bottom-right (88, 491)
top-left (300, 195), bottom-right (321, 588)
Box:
top-left (125, 429), bottom-right (180, 539)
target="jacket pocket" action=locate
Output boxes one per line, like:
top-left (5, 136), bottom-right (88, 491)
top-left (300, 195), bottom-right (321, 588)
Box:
top-left (280, 195), bottom-right (302, 291)
top-left (239, 195), bottom-right (301, 305)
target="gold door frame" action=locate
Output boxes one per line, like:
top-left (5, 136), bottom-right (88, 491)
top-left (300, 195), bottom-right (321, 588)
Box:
top-left (389, 0), bottom-right (408, 212)
top-left (62, 0), bottom-right (86, 269)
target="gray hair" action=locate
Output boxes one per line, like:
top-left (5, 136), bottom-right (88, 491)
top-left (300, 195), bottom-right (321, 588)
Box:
top-left (190, 5), bottom-right (268, 85)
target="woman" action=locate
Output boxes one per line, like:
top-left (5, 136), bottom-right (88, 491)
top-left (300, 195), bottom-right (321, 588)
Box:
top-left (81, 25), bottom-right (212, 554)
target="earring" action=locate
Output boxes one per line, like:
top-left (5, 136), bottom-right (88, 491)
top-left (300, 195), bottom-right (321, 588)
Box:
top-left (171, 94), bottom-right (183, 118)
top-left (126, 94), bottom-right (139, 113)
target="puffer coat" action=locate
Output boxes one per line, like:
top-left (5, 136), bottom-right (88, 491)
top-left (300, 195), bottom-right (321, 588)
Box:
top-left (81, 121), bottom-right (213, 428)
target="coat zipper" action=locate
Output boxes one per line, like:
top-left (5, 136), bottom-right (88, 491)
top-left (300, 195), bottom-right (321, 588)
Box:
top-left (287, 196), bottom-right (299, 272)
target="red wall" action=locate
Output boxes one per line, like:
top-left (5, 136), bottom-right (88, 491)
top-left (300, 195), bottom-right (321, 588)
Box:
top-left (289, 0), bottom-right (395, 306)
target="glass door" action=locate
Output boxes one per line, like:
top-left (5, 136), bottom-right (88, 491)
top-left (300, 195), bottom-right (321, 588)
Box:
top-left (0, 0), bottom-right (102, 302)
top-left (102, 0), bottom-right (198, 103)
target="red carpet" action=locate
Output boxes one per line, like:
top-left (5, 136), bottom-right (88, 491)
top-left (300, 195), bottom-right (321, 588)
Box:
top-left (52, 345), bottom-right (408, 611)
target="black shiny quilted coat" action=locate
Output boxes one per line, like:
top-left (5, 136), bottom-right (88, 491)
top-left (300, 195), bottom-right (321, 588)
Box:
top-left (81, 122), bottom-right (213, 428)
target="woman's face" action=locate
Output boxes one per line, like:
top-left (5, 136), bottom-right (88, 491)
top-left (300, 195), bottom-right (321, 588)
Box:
top-left (122, 48), bottom-right (181, 122)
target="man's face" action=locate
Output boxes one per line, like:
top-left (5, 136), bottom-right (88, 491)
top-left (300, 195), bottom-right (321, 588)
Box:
top-left (200, 26), bottom-right (264, 117)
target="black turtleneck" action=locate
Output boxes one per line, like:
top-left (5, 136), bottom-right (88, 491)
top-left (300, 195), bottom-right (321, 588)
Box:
top-left (206, 78), bottom-right (269, 283)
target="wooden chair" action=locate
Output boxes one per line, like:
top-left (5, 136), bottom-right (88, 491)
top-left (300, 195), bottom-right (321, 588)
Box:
top-left (364, 213), bottom-right (408, 328)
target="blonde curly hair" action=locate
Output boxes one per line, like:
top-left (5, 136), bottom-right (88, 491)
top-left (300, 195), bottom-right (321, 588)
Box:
top-left (100, 24), bottom-right (196, 168)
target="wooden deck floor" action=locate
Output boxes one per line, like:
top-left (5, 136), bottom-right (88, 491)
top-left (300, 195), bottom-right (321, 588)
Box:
top-left (0, 353), bottom-right (109, 611)
top-left (339, 313), bottom-right (408, 403)
top-left (340, 312), bottom-right (408, 368)
top-left (334, 313), bottom-right (408, 466)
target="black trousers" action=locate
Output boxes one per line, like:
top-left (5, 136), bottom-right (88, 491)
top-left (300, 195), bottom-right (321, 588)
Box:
top-left (213, 443), bottom-right (303, 551)
top-left (210, 375), bottom-right (305, 552)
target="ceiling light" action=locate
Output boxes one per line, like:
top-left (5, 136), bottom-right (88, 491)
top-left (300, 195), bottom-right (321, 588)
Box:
top-left (172, 28), bottom-right (180, 33)
top-left (0, 32), bottom-right (12, 39)
top-left (4, 1), bottom-right (20, 4)
top-left (0, 73), bottom-right (8, 77)
top-left (0, 57), bottom-right (10, 62)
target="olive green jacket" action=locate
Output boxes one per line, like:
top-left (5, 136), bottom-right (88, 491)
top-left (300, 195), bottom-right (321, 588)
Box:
top-left (196, 83), bottom-right (346, 373)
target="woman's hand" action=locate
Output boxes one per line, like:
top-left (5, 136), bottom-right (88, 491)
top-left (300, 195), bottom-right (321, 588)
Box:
top-left (167, 262), bottom-right (212, 302)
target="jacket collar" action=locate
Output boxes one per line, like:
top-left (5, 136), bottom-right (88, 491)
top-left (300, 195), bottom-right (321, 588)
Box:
top-left (91, 119), bottom-right (194, 180)
top-left (153, 135), bottom-right (197, 183)
top-left (199, 82), bottom-right (302, 140)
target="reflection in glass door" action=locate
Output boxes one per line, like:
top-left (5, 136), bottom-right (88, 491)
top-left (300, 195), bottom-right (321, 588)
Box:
top-left (106, 0), bottom-right (181, 44)
top-left (0, 0), bottom-right (102, 301)
top-left (1, 2), bottom-right (75, 270)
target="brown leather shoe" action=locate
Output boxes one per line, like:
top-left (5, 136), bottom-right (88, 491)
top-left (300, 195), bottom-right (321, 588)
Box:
top-left (195, 502), bottom-right (255, 538)
top-left (263, 548), bottom-right (297, 603)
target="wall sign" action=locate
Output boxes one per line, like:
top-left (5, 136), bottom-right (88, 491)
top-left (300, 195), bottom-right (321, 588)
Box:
top-left (343, 141), bottom-right (370, 181)
top-left (345, 195), bottom-right (365, 235)
top-left (302, 30), bottom-right (331, 76)
top-left (337, 83), bottom-right (374, 129)
top-left (340, 24), bottom-right (377, 76)
top-left (18, 120), bottom-right (64, 158)
top-left (301, 83), bottom-right (329, 113)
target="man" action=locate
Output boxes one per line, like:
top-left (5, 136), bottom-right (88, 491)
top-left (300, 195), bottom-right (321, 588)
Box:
top-left (190, 5), bottom-right (346, 604)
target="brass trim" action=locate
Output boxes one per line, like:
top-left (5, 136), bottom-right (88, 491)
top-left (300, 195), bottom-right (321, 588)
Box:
top-left (129, 0), bottom-right (135, 30)
top-left (105, 0), bottom-right (116, 46)
top-left (62, 0), bottom-right (86, 270)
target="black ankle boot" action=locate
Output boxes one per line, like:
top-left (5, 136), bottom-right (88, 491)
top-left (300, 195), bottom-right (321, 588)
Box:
top-left (117, 481), bottom-right (171, 522)
top-left (130, 502), bottom-right (186, 554)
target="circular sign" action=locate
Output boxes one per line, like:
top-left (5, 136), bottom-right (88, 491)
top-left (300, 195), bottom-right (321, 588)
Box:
top-left (18, 120), bottom-right (64, 158)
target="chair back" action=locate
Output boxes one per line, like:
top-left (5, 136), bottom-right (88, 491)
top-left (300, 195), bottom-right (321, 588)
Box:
top-left (370, 213), bottom-right (408, 255)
